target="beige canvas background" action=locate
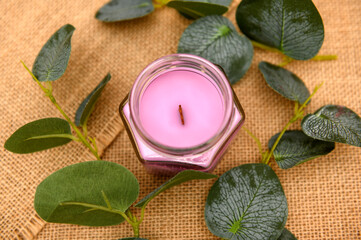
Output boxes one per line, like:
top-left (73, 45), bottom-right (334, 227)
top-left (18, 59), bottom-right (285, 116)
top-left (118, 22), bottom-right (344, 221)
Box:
top-left (1, 0), bottom-right (360, 239)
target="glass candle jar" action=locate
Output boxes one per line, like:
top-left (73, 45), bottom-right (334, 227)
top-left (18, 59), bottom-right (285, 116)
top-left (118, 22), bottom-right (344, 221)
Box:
top-left (119, 54), bottom-right (245, 175)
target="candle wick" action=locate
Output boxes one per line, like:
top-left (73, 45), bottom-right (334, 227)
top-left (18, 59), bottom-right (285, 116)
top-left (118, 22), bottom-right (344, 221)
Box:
top-left (179, 105), bottom-right (185, 125)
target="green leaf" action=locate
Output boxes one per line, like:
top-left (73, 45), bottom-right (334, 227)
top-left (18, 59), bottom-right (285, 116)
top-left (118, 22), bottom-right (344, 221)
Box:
top-left (135, 170), bottom-right (217, 208)
top-left (236, 0), bottom-right (324, 60)
top-left (268, 130), bottom-right (335, 169)
top-left (95, 0), bottom-right (154, 22)
top-left (301, 105), bottom-right (361, 147)
top-left (32, 24), bottom-right (75, 82)
top-left (168, 0), bottom-right (229, 20)
top-left (178, 15), bottom-right (253, 84)
top-left (205, 163), bottom-right (288, 240)
top-left (4, 118), bottom-right (72, 154)
top-left (75, 73), bottom-right (111, 126)
top-left (34, 161), bottom-right (139, 226)
top-left (278, 228), bottom-right (298, 240)
top-left (259, 62), bottom-right (310, 104)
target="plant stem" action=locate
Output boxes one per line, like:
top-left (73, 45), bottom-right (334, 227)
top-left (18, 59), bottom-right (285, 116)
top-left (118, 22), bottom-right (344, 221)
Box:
top-left (153, 0), bottom-right (169, 8)
top-left (243, 127), bottom-right (267, 160)
top-left (132, 222), bottom-right (140, 237)
top-left (311, 55), bottom-right (338, 61)
top-left (139, 206), bottom-right (146, 224)
top-left (278, 56), bottom-right (293, 67)
top-left (251, 40), bottom-right (337, 63)
top-left (251, 41), bottom-right (281, 53)
top-left (126, 209), bottom-right (141, 237)
top-left (264, 118), bottom-right (295, 165)
top-left (21, 61), bottom-right (101, 160)
top-left (264, 83), bottom-right (323, 165)
top-left (52, 99), bottom-right (101, 160)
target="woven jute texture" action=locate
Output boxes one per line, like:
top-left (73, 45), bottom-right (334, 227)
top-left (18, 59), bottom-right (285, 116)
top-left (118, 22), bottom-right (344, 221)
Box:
top-left (1, 0), bottom-right (360, 239)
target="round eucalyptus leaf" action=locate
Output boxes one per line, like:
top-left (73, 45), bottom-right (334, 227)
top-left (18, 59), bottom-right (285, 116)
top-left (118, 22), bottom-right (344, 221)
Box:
top-left (178, 15), bottom-right (253, 84)
top-left (278, 228), bottom-right (298, 240)
top-left (236, 0), bottom-right (324, 60)
top-left (32, 24), bottom-right (75, 82)
top-left (259, 62), bottom-right (310, 104)
top-left (268, 130), bottom-right (335, 169)
top-left (4, 118), bottom-right (72, 154)
top-left (168, 0), bottom-right (230, 20)
top-left (34, 161), bottom-right (139, 226)
top-left (95, 0), bottom-right (154, 22)
top-left (205, 163), bottom-right (288, 240)
top-left (301, 105), bottom-right (361, 147)
top-left (75, 73), bottom-right (111, 126)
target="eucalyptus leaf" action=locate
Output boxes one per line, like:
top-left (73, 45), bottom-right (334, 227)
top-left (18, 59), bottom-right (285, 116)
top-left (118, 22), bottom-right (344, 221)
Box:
top-left (167, 0), bottom-right (229, 20)
top-left (178, 15), bottom-right (253, 84)
top-left (236, 0), bottom-right (324, 60)
top-left (278, 228), bottom-right (298, 240)
top-left (259, 62), bottom-right (310, 104)
top-left (268, 130), bottom-right (335, 169)
top-left (34, 161), bottom-right (139, 226)
top-left (75, 73), bottom-right (111, 126)
top-left (205, 163), bottom-right (288, 240)
top-left (301, 105), bottom-right (361, 147)
top-left (32, 24), bottom-right (75, 82)
top-left (4, 118), bottom-right (72, 154)
top-left (135, 170), bottom-right (217, 208)
top-left (95, 0), bottom-right (154, 22)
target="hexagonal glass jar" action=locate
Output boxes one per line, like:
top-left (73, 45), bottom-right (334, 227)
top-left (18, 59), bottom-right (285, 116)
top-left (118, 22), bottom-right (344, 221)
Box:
top-left (119, 54), bottom-right (245, 175)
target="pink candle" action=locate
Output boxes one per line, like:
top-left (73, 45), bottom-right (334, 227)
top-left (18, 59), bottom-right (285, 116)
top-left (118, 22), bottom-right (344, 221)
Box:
top-left (139, 69), bottom-right (224, 148)
top-left (120, 54), bottom-right (245, 175)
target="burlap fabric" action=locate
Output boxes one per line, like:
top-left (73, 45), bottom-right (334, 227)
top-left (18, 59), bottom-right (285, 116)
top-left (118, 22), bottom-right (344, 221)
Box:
top-left (1, 0), bottom-right (360, 239)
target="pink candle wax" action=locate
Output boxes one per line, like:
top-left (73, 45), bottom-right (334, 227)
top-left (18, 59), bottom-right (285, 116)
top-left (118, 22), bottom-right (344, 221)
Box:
top-left (139, 69), bottom-right (225, 148)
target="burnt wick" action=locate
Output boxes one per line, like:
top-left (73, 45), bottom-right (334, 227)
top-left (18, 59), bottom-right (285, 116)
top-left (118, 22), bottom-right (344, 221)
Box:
top-left (178, 105), bottom-right (185, 125)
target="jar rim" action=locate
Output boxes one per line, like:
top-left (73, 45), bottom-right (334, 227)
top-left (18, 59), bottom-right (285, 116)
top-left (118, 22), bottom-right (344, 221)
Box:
top-left (129, 54), bottom-right (233, 155)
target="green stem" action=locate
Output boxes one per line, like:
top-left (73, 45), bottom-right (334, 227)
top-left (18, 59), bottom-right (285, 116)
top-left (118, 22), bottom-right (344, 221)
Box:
top-left (60, 201), bottom-right (131, 223)
top-left (51, 95), bottom-right (101, 160)
top-left (132, 223), bottom-right (140, 238)
top-left (153, 0), bottom-right (169, 7)
top-left (243, 127), bottom-right (266, 160)
top-left (21, 61), bottom-right (101, 160)
top-left (60, 201), bottom-right (142, 237)
top-left (264, 82), bottom-right (324, 165)
top-left (251, 41), bottom-right (280, 53)
top-left (311, 55), bottom-right (338, 61)
top-left (126, 209), bottom-right (140, 237)
top-left (251, 41), bottom-right (337, 62)
top-left (278, 56), bottom-right (293, 67)
top-left (82, 124), bottom-right (88, 138)
top-left (139, 206), bottom-right (146, 225)
top-left (89, 137), bottom-right (99, 155)
top-left (264, 118), bottom-right (295, 165)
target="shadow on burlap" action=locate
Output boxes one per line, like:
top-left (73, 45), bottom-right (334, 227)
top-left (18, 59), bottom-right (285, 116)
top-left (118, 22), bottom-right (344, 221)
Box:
top-left (1, 0), bottom-right (360, 239)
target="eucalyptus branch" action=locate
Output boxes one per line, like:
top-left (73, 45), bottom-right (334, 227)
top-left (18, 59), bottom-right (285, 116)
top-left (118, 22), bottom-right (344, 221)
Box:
top-left (21, 61), bottom-right (101, 160)
top-left (264, 82), bottom-right (324, 165)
